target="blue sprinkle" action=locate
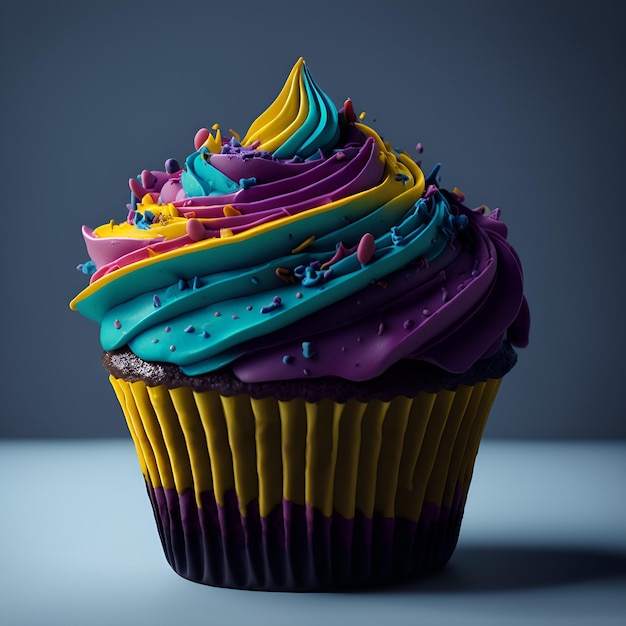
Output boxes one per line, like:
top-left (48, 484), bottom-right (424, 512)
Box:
top-left (302, 341), bottom-right (315, 359)
top-left (239, 177), bottom-right (257, 189)
top-left (202, 330), bottom-right (210, 338)
top-left (184, 325), bottom-right (195, 333)
top-left (77, 260), bottom-right (96, 276)
top-left (151, 338), bottom-right (159, 343)
top-left (178, 279), bottom-right (187, 290)
top-left (153, 295), bottom-right (161, 308)
top-left (282, 355), bottom-right (294, 365)
top-left (192, 276), bottom-right (202, 289)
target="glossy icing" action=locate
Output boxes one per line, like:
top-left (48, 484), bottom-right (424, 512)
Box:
top-left (71, 58), bottom-right (529, 382)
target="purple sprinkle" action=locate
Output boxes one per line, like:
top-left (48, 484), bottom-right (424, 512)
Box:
top-left (165, 326), bottom-right (171, 332)
top-left (403, 319), bottom-right (414, 330)
top-left (214, 312), bottom-right (221, 317)
top-left (416, 142), bottom-right (424, 154)
top-left (441, 287), bottom-right (449, 302)
top-left (246, 305), bottom-right (253, 311)
top-left (303, 368), bottom-right (311, 376)
top-left (184, 325), bottom-right (195, 333)
top-left (378, 322), bottom-right (385, 336)
top-left (423, 309), bottom-right (431, 316)
top-left (153, 295), bottom-right (161, 308)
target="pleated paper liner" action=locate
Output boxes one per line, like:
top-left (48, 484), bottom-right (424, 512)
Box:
top-left (110, 376), bottom-right (501, 590)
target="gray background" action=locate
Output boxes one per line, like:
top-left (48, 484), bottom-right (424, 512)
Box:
top-left (1, 0), bottom-right (624, 439)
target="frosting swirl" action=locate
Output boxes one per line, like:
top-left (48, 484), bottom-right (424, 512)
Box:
top-left (71, 58), bottom-right (529, 382)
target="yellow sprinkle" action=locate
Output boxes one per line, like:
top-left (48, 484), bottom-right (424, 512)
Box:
top-left (291, 235), bottom-right (315, 254)
top-left (109, 219), bottom-right (115, 229)
top-left (220, 228), bottom-right (234, 238)
top-left (223, 204), bottom-right (241, 217)
top-left (229, 128), bottom-right (240, 141)
top-left (359, 111), bottom-right (366, 120)
top-left (146, 248), bottom-right (157, 257)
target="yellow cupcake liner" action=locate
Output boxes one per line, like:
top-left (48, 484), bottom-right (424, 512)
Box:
top-left (110, 376), bottom-right (501, 523)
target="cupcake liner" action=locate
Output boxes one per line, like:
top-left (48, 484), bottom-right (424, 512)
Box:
top-left (110, 375), bottom-right (501, 590)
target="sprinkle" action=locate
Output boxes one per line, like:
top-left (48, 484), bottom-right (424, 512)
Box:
top-left (452, 187), bottom-right (465, 202)
top-left (343, 98), bottom-right (356, 123)
top-left (403, 319), bottom-right (414, 330)
top-left (223, 204), bottom-right (241, 216)
top-left (334, 151), bottom-right (346, 161)
top-left (165, 326), bottom-right (171, 332)
top-left (416, 142), bottom-right (424, 154)
top-left (358, 111), bottom-right (366, 120)
top-left (153, 295), bottom-right (161, 308)
top-left (152, 338), bottom-right (159, 343)
top-left (202, 331), bottom-right (210, 338)
top-left (275, 267), bottom-right (294, 284)
top-left (114, 319), bottom-right (121, 329)
top-left (165, 158), bottom-right (180, 174)
top-left (178, 279), bottom-right (187, 290)
top-left (291, 235), bottom-right (315, 254)
top-left (220, 228), bottom-right (234, 238)
top-left (192, 276), bottom-right (202, 289)
top-left (246, 305), bottom-right (253, 311)
top-left (239, 177), bottom-right (257, 189)
top-left (186, 218), bottom-right (207, 242)
top-left (422, 309), bottom-right (431, 317)
top-left (303, 368), bottom-right (311, 376)
top-left (302, 341), bottom-right (315, 359)
top-left (77, 260), bottom-right (96, 275)
top-left (296, 292), bottom-right (303, 299)
top-left (214, 312), bottom-right (221, 317)
top-left (184, 325), bottom-right (195, 333)
top-left (356, 337), bottom-right (362, 343)
top-left (441, 287), bottom-right (449, 302)
top-left (169, 345), bottom-right (176, 352)
top-left (251, 276), bottom-right (260, 285)
top-left (282, 355), bottom-right (294, 365)
top-left (356, 232), bottom-right (376, 265)
top-left (260, 296), bottom-right (282, 314)
top-left (378, 322), bottom-right (385, 336)
top-left (232, 314), bottom-right (239, 319)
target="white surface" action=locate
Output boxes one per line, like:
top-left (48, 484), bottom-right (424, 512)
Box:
top-left (1, 440), bottom-right (625, 626)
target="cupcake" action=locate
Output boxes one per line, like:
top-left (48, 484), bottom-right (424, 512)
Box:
top-left (70, 58), bottom-right (529, 591)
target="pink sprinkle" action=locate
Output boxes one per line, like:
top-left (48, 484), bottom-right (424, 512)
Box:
top-left (378, 322), bottom-right (385, 336)
top-left (232, 314), bottom-right (239, 319)
top-left (169, 345), bottom-right (176, 352)
top-left (296, 292), bottom-right (303, 299)
top-left (246, 305), bottom-right (253, 311)
top-left (214, 312), bottom-right (221, 317)
top-left (165, 326), bottom-right (171, 332)
top-left (416, 142), bottom-right (424, 154)
top-left (114, 319), bottom-right (121, 329)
